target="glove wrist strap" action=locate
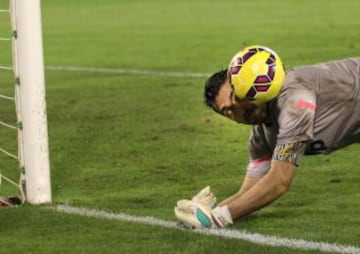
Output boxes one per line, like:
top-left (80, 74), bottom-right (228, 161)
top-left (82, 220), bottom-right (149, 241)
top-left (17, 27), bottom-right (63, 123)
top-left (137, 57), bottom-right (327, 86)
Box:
top-left (211, 205), bottom-right (233, 228)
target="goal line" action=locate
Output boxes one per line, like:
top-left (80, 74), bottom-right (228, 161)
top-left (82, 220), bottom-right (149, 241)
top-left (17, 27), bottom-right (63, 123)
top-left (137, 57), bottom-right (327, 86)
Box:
top-left (46, 65), bottom-right (211, 78)
top-left (52, 204), bottom-right (360, 254)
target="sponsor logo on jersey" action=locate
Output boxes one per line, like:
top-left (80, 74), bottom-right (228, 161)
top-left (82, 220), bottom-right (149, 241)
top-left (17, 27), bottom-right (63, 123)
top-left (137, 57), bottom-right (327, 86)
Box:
top-left (296, 100), bottom-right (316, 111)
top-left (277, 144), bottom-right (294, 156)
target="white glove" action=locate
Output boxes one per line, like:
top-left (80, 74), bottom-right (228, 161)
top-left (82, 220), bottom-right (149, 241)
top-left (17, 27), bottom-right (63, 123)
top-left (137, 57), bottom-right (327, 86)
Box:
top-left (174, 199), bottom-right (215, 229)
top-left (174, 186), bottom-right (233, 229)
top-left (191, 186), bottom-right (217, 209)
top-left (174, 186), bottom-right (217, 229)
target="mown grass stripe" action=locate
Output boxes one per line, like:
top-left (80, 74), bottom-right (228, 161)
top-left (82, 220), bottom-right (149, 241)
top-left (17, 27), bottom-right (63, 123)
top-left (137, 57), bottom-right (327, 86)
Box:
top-left (52, 205), bottom-right (360, 254)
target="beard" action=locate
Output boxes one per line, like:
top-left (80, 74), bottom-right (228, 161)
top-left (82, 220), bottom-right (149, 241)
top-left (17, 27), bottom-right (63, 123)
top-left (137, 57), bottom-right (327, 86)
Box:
top-left (243, 104), bottom-right (267, 124)
top-left (232, 102), bottom-right (267, 125)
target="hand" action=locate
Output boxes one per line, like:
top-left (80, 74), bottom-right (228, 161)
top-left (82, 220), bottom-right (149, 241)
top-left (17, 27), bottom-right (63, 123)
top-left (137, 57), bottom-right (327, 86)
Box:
top-left (174, 199), bottom-right (215, 229)
top-left (191, 186), bottom-right (217, 209)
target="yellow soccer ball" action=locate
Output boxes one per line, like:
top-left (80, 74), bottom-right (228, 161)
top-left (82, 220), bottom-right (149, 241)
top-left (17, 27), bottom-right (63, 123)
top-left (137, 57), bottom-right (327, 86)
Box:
top-left (228, 45), bottom-right (285, 104)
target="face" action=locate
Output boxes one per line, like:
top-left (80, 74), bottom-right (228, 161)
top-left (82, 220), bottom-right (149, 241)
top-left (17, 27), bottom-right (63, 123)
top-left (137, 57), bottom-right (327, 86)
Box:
top-left (213, 81), bottom-right (267, 124)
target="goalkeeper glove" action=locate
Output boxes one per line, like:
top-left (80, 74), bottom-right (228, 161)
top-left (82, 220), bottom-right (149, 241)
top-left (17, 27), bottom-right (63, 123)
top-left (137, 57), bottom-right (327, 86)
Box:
top-left (174, 186), bottom-right (233, 229)
top-left (174, 199), bottom-right (215, 229)
top-left (191, 186), bottom-right (217, 209)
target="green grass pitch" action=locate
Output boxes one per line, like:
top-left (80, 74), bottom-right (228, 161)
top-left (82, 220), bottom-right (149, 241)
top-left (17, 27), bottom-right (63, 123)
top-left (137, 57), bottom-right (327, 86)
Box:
top-left (0, 0), bottom-right (359, 253)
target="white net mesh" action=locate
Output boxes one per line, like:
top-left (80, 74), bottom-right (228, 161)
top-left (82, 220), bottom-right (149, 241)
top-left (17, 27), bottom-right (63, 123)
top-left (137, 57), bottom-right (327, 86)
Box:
top-left (0, 0), bottom-right (24, 204)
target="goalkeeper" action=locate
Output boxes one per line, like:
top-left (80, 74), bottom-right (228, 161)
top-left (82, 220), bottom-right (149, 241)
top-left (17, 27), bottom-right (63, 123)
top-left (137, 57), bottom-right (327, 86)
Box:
top-left (175, 47), bottom-right (360, 229)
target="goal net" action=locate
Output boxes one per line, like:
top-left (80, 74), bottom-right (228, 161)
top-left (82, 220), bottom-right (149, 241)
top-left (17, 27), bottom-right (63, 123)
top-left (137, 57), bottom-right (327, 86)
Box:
top-left (0, 0), bottom-right (51, 205)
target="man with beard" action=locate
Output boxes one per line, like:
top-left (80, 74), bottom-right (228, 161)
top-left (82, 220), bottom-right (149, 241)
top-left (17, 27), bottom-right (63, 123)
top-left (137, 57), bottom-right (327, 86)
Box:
top-left (175, 46), bottom-right (360, 229)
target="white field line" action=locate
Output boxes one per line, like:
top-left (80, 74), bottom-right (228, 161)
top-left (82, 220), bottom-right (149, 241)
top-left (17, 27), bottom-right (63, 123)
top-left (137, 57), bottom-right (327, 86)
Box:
top-left (53, 205), bottom-right (360, 254)
top-left (46, 65), bottom-right (211, 78)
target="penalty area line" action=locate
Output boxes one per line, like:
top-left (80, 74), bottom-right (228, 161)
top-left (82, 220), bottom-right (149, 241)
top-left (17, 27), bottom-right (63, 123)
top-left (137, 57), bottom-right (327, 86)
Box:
top-left (45, 65), bottom-right (211, 78)
top-left (52, 204), bottom-right (360, 254)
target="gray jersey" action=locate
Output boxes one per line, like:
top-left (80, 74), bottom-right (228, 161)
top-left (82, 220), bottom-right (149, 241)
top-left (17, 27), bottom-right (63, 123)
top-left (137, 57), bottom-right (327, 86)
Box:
top-left (247, 58), bottom-right (360, 175)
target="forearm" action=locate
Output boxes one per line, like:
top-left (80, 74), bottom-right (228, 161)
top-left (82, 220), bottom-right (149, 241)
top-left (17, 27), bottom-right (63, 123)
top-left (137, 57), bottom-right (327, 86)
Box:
top-left (219, 176), bottom-right (262, 206)
top-left (224, 161), bottom-right (296, 219)
top-left (227, 172), bottom-right (286, 218)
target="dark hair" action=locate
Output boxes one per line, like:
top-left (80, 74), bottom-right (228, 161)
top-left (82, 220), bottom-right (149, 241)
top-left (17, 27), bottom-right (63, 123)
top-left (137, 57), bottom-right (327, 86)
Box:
top-left (204, 69), bottom-right (228, 111)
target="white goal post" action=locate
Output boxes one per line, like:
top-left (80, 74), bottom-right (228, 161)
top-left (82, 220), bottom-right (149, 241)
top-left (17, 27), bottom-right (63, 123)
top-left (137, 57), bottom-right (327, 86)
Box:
top-left (10, 0), bottom-right (51, 204)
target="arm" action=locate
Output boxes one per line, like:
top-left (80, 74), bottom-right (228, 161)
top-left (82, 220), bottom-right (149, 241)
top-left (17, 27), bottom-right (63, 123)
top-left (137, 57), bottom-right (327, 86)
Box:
top-left (222, 160), bottom-right (296, 219)
top-left (220, 136), bottom-right (306, 220)
top-left (174, 158), bottom-right (298, 229)
top-left (219, 175), bottom-right (262, 205)
top-left (174, 138), bottom-right (306, 229)
top-left (220, 153), bottom-right (272, 205)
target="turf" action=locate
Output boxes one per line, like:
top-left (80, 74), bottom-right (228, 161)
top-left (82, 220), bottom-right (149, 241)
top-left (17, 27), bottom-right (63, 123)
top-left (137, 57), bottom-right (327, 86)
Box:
top-left (0, 0), bottom-right (359, 253)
